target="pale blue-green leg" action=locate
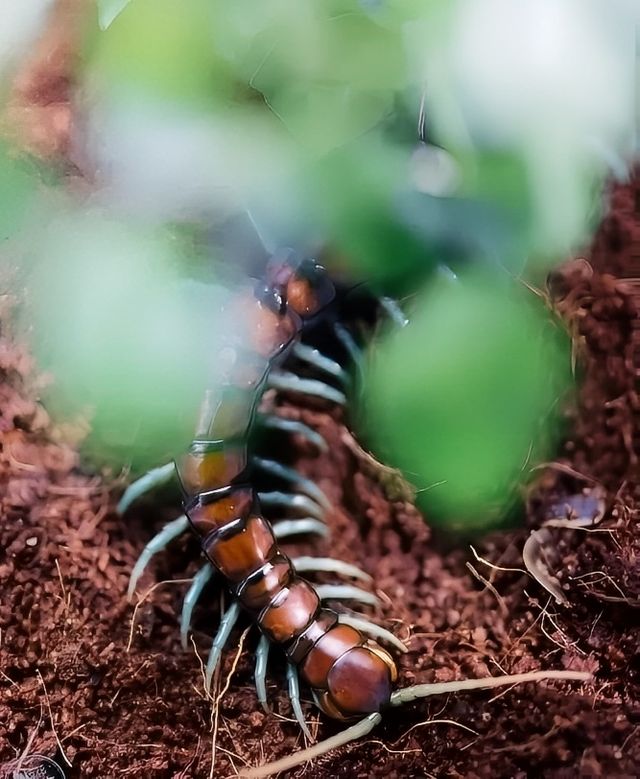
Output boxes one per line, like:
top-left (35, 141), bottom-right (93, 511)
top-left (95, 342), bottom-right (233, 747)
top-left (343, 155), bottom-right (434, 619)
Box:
top-left (180, 564), bottom-right (215, 649)
top-left (118, 462), bottom-right (175, 514)
top-left (337, 614), bottom-right (409, 653)
top-left (286, 662), bottom-right (313, 740)
top-left (254, 634), bottom-right (270, 713)
top-left (205, 601), bottom-right (241, 690)
top-left (268, 370), bottom-right (347, 406)
top-left (253, 458), bottom-right (331, 513)
top-left (273, 519), bottom-right (329, 539)
top-left (258, 414), bottom-right (328, 453)
top-left (333, 323), bottom-right (364, 385)
top-left (292, 342), bottom-right (349, 386)
top-left (291, 556), bottom-right (371, 583)
top-left (258, 491), bottom-right (326, 522)
top-left (378, 296), bottom-right (409, 328)
top-left (315, 584), bottom-right (380, 608)
top-left (239, 713), bottom-right (382, 778)
top-left (128, 514), bottom-right (190, 600)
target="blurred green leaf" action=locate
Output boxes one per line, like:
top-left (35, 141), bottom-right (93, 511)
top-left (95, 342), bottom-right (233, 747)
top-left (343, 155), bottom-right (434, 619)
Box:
top-left (25, 212), bottom-right (224, 471)
top-left (90, 0), bottom-right (232, 105)
top-left (0, 144), bottom-right (37, 243)
top-left (365, 270), bottom-right (570, 527)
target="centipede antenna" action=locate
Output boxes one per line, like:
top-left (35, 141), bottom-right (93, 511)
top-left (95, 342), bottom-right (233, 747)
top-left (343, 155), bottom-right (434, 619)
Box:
top-left (291, 556), bottom-right (372, 583)
top-left (378, 297), bottom-right (409, 328)
top-left (253, 458), bottom-right (332, 513)
top-left (315, 584), bottom-right (380, 608)
top-left (258, 415), bottom-right (328, 452)
top-left (254, 634), bottom-right (271, 713)
top-left (333, 322), bottom-right (365, 393)
top-left (205, 601), bottom-right (241, 690)
top-left (240, 670), bottom-right (592, 778)
top-left (117, 462), bottom-right (176, 514)
top-left (286, 662), bottom-right (313, 741)
top-left (267, 370), bottom-right (347, 406)
top-left (337, 615), bottom-right (409, 653)
top-left (292, 342), bottom-right (350, 385)
top-left (127, 514), bottom-right (190, 601)
top-left (180, 564), bottom-right (215, 649)
top-left (389, 669), bottom-right (593, 707)
top-left (273, 518), bottom-right (330, 539)
top-left (239, 712), bottom-right (383, 779)
top-left (258, 491), bottom-right (326, 522)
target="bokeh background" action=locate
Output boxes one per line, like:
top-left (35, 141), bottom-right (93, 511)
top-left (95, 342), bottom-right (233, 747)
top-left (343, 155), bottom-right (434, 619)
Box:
top-left (0, 0), bottom-right (637, 527)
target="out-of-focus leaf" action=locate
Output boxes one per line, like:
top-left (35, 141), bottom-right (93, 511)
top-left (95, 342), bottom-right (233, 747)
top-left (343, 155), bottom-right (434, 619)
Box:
top-left (97, 0), bottom-right (131, 31)
top-left (0, 1), bottom-right (55, 75)
top-left (261, 83), bottom-right (393, 154)
top-left (365, 270), bottom-right (570, 527)
top-left (0, 145), bottom-right (37, 242)
top-left (90, 0), bottom-right (232, 106)
top-left (24, 211), bottom-right (227, 470)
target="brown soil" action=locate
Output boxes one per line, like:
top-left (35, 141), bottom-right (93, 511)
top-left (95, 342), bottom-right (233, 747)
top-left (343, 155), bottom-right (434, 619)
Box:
top-left (1, 5), bottom-right (640, 778)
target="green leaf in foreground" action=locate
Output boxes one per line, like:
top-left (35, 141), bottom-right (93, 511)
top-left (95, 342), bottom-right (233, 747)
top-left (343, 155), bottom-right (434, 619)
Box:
top-left (24, 212), bottom-right (224, 471)
top-left (365, 271), bottom-right (570, 527)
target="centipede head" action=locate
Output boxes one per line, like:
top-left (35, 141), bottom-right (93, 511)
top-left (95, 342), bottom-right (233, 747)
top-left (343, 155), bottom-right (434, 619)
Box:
top-left (265, 250), bottom-right (336, 318)
top-left (311, 640), bottom-right (398, 720)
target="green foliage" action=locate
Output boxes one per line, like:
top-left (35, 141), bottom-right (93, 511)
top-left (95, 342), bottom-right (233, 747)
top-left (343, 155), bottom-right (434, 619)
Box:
top-left (25, 213), bottom-right (221, 470)
top-left (0, 144), bottom-right (37, 242)
top-left (366, 271), bottom-right (570, 526)
top-left (91, 0), bottom-right (234, 105)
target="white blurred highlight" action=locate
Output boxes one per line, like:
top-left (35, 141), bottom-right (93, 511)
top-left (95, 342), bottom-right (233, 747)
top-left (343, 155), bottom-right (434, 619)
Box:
top-left (83, 97), bottom-right (296, 221)
top-left (0, 1), bottom-right (55, 74)
top-left (412, 0), bottom-right (638, 251)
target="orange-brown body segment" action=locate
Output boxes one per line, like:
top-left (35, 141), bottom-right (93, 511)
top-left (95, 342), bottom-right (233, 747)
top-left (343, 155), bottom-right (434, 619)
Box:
top-left (178, 258), bottom-right (398, 720)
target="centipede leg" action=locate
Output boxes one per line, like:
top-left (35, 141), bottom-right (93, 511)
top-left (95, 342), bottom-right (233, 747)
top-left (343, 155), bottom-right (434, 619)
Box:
top-left (254, 634), bottom-right (271, 713)
top-left (253, 458), bottom-right (331, 512)
top-left (378, 296), bottom-right (409, 328)
top-left (291, 556), bottom-right (371, 583)
top-left (273, 518), bottom-right (329, 539)
top-left (258, 491), bottom-right (326, 522)
top-left (257, 414), bottom-right (328, 453)
top-left (128, 514), bottom-right (190, 600)
top-left (292, 342), bottom-right (350, 386)
top-left (117, 462), bottom-right (176, 514)
top-left (267, 370), bottom-right (347, 406)
top-left (286, 662), bottom-right (313, 740)
top-left (333, 322), bottom-right (364, 387)
top-left (205, 600), bottom-right (241, 690)
top-left (314, 584), bottom-right (380, 608)
top-left (337, 615), bottom-right (409, 653)
top-left (180, 564), bottom-right (215, 649)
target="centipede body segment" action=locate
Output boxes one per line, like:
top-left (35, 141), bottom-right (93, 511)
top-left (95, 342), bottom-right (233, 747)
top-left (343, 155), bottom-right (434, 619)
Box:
top-left (125, 250), bottom-right (402, 721)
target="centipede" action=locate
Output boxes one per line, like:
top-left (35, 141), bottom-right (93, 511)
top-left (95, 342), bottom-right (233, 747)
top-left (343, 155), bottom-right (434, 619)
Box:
top-left (121, 249), bottom-right (591, 777)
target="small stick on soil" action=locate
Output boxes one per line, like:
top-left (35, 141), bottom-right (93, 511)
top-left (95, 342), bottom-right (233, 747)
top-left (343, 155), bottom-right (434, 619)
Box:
top-left (469, 545), bottom-right (528, 576)
top-left (11, 704), bottom-right (43, 774)
top-left (126, 578), bottom-right (194, 651)
top-left (465, 562), bottom-right (509, 615)
top-left (36, 668), bottom-right (71, 768)
top-left (209, 627), bottom-right (250, 778)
